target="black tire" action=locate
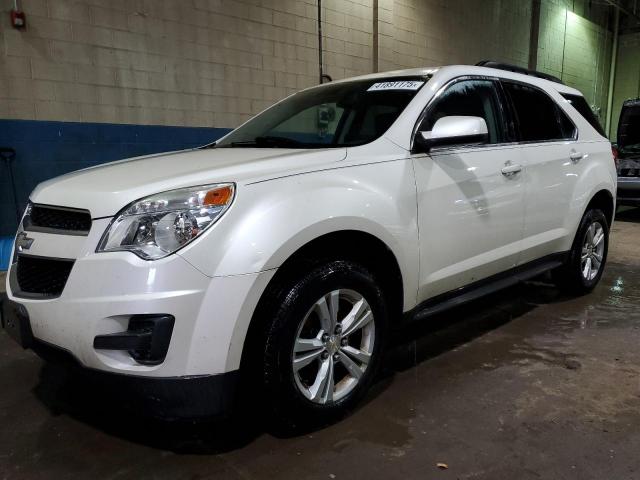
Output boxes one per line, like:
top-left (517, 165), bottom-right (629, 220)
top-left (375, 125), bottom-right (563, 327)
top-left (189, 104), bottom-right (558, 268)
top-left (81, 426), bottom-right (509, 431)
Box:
top-left (258, 260), bottom-right (388, 427)
top-left (553, 208), bottom-right (609, 294)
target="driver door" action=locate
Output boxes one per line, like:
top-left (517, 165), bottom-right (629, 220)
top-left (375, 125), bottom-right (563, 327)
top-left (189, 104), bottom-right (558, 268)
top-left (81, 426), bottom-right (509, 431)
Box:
top-left (412, 78), bottom-right (526, 302)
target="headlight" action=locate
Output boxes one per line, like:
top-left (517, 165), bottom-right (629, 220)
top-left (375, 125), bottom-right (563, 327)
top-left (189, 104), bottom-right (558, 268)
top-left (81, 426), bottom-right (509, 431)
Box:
top-left (97, 183), bottom-right (235, 260)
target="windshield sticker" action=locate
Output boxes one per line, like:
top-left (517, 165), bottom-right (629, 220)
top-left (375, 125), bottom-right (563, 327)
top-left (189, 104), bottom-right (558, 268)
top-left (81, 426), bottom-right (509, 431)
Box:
top-left (367, 81), bottom-right (424, 92)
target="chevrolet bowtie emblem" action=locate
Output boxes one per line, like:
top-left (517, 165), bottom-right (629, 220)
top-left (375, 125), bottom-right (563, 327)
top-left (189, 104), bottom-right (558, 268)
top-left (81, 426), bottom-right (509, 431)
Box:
top-left (15, 232), bottom-right (34, 251)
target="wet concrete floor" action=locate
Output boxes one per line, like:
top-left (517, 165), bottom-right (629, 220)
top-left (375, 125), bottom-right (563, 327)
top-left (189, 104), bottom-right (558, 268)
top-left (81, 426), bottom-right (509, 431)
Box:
top-left (1, 209), bottom-right (640, 479)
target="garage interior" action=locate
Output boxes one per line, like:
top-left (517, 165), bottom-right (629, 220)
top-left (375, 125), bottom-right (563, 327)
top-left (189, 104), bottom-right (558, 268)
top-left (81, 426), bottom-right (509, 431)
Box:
top-left (1, 0), bottom-right (640, 478)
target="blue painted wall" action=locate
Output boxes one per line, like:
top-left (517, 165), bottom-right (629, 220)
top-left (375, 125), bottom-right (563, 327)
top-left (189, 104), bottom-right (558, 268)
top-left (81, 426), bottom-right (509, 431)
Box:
top-left (0, 238), bottom-right (12, 271)
top-left (0, 119), bottom-right (231, 270)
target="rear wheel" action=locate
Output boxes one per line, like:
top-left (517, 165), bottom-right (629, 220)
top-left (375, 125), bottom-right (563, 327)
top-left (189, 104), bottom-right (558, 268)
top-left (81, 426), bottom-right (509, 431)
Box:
top-left (554, 208), bottom-right (609, 294)
top-left (259, 260), bottom-right (388, 426)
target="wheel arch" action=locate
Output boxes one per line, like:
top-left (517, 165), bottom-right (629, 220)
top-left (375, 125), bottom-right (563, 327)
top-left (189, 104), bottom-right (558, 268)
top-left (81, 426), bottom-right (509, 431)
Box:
top-left (585, 188), bottom-right (615, 227)
top-left (238, 229), bottom-right (404, 373)
top-left (268, 229), bottom-right (404, 318)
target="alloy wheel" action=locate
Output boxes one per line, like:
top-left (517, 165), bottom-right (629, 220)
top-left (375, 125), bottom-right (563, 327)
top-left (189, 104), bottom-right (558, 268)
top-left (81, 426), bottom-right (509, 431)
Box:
top-left (581, 221), bottom-right (605, 281)
top-left (292, 289), bottom-right (375, 404)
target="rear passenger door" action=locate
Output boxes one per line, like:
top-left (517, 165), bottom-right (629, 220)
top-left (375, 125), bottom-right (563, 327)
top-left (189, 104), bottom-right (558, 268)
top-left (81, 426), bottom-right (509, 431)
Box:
top-left (501, 81), bottom-right (580, 263)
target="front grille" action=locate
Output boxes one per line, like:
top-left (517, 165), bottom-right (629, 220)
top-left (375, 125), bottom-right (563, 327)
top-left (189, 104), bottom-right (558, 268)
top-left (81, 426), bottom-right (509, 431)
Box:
top-left (15, 255), bottom-right (75, 297)
top-left (25, 204), bottom-right (92, 234)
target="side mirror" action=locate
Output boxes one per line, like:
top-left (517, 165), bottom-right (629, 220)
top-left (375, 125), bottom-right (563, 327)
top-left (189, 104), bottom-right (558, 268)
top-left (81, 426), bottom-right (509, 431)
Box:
top-left (413, 116), bottom-right (489, 153)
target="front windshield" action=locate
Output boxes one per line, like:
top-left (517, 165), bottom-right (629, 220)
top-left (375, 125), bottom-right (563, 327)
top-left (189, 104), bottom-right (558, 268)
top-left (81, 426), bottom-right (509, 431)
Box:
top-left (215, 76), bottom-right (429, 149)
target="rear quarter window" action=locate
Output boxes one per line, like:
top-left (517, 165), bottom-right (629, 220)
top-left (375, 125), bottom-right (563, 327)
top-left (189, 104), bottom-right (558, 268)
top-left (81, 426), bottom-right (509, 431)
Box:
top-left (561, 93), bottom-right (606, 137)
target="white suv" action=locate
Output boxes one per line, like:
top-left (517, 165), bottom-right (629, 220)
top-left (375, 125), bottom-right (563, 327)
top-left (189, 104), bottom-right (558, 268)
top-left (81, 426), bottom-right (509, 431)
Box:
top-left (2, 64), bottom-right (616, 423)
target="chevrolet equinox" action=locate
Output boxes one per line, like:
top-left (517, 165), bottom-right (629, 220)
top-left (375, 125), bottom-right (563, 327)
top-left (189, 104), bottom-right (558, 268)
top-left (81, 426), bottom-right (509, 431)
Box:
top-left (2, 64), bottom-right (617, 423)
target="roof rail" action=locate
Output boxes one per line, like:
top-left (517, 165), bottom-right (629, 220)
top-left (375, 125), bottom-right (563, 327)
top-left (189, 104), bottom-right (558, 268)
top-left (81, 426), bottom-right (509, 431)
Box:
top-left (475, 60), bottom-right (564, 85)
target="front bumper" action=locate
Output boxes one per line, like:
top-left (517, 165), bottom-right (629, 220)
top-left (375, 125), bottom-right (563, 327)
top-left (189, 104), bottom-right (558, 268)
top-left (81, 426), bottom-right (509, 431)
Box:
top-left (3, 255), bottom-right (273, 418)
top-left (0, 295), bottom-right (238, 419)
top-left (5, 230), bottom-right (275, 378)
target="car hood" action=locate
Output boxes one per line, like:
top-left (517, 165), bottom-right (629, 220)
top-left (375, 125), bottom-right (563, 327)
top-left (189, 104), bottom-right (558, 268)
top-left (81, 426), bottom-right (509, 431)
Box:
top-left (30, 147), bottom-right (347, 218)
top-left (617, 98), bottom-right (640, 151)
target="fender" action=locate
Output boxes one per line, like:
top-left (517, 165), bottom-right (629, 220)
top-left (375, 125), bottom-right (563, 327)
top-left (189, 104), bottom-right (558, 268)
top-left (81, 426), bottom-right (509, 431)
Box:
top-left (178, 158), bottom-right (420, 372)
top-left (561, 141), bottom-right (617, 251)
top-left (178, 158), bottom-right (420, 310)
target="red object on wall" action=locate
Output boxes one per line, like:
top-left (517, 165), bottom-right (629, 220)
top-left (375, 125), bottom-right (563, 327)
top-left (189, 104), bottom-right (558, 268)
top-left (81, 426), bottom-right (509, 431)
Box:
top-left (10, 9), bottom-right (26, 29)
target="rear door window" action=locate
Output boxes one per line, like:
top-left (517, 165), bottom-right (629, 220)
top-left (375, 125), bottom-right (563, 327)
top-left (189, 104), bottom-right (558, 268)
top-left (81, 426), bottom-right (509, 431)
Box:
top-left (561, 93), bottom-right (606, 137)
top-left (503, 82), bottom-right (576, 142)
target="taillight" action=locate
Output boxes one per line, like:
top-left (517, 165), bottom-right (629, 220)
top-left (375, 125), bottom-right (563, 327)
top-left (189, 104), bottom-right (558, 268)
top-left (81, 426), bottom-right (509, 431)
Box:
top-left (612, 145), bottom-right (619, 166)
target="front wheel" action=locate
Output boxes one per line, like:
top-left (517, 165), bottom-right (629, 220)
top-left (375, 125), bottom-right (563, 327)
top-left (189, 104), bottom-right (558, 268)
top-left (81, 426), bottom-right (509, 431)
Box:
top-left (260, 260), bottom-right (388, 426)
top-left (554, 208), bottom-right (609, 294)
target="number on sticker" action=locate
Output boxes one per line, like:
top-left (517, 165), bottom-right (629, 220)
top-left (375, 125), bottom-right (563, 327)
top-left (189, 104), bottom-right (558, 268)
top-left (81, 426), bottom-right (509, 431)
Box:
top-left (367, 81), bottom-right (424, 92)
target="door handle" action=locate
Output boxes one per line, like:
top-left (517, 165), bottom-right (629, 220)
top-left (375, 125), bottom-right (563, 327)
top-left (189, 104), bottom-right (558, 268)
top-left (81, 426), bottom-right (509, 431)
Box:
top-left (570, 151), bottom-right (586, 163)
top-left (501, 163), bottom-right (522, 177)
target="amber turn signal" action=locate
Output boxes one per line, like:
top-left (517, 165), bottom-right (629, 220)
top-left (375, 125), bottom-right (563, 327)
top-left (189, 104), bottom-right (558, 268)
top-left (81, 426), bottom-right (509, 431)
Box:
top-left (204, 185), bottom-right (234, 206)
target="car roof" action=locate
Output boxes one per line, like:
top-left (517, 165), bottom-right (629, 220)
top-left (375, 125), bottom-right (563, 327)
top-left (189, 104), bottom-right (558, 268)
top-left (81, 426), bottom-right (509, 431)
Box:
top-left (331, 65), bottom-right (583, 97)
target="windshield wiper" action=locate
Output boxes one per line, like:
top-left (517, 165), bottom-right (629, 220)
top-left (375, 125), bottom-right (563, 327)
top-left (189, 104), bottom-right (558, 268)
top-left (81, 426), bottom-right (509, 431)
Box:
top-left (228, 136), bottom-right (305, 148)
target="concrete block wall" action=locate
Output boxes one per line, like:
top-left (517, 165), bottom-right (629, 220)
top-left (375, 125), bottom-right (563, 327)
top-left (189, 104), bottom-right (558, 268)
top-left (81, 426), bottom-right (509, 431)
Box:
top-left (376, 0), bottom-right (532, 71)
top-left (0, 0), bottom-right (621, 131)
top-left (376, 0), bottom-right (614, 124)
top-left (0, 0), bottom-right (374, 129)
top-left (321, 0), bottom-right (374, 79)
top-left (537, 0), bottom-right (612, 124)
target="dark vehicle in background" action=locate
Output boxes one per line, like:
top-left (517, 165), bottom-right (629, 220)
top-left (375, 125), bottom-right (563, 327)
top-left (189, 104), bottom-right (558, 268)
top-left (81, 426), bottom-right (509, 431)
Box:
top-left (615, 99), bottom-right (640, 206)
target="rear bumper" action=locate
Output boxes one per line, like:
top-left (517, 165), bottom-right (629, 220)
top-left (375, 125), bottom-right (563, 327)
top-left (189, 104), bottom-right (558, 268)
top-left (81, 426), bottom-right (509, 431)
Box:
top-left (617, 177), bottom-right (640, 205)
